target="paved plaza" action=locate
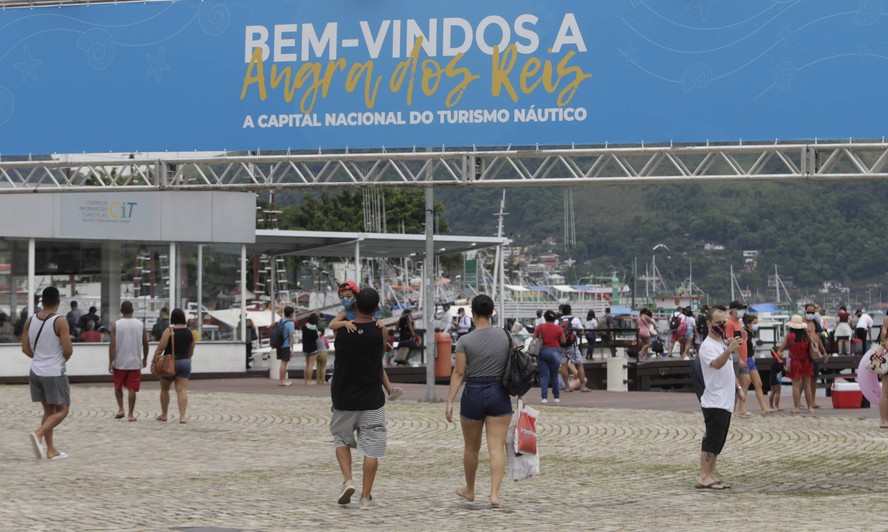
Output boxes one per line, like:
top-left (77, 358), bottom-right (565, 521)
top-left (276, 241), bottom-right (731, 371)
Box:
top-left (2, 379), bottom-right (887, 531)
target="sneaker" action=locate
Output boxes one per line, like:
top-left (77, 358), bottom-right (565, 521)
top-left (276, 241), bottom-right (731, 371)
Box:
top-left (337, 481), bottom-right (356, 505)
top-left (359, 497), bottom-right (377, 510)
top-left (388, 387), bottom-right (404, 401)
top-left (554, 398), bottom-right (560, 403)
top-left (541, 398), bottom-right (548, 404)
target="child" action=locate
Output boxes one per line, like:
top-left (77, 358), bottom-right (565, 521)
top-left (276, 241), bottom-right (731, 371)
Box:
top-left (769, 348), bottom-right (785, 411)
top-left (301, 313), bottom-right (320, 385)
top-left (330, 280), bottom-right (403, 401)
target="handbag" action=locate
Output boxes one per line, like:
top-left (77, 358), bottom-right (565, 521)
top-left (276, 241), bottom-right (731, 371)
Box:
top-left (865, 346), bottom-right (888, 376)
top-left (808, 339), bottom-right (821, 361)
top-left (152, 327), bottom-right (176, 377)
top-left (527, 336), bottom-right (542, 357)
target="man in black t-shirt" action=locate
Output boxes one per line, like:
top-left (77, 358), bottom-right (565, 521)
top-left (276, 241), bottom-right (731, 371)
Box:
top-left (330, 287), bottom-right (386, 509)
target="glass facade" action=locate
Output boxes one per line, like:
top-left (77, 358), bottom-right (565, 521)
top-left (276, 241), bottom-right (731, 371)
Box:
top-left (0, 239), bottom-right (244, 344)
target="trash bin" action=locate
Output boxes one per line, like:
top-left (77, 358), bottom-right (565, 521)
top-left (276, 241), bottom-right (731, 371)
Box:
top-left (435, 332), bottom-right (453, 378)
top-left (607, 357), bottom-right (628, 392)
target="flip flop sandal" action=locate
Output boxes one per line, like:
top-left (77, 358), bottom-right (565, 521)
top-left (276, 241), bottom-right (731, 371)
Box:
top-left (694, 481), bottom-right (727, 490)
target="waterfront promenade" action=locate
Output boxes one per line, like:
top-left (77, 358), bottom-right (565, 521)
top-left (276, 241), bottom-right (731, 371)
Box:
top-left (1, 379), bottom-right (886, 531)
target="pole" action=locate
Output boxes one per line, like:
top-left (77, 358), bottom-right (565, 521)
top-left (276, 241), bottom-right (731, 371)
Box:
top-left (424, 187), bottom-right (436, 402)
top-left (240, 245), bottom-right (247, 344)
top-left (197, 244), bottom-right (203, 337)
top-left (27, 238), bottom-right (35, 316)
top-left (730, 264), bottom-right (735, 302)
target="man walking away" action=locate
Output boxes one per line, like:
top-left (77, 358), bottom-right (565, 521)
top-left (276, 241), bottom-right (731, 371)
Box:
top-left (696, 306), bottom-right (742, 489)
top-left (331, 288), bottom-right (387, 509)
top-left (66, 301), bottom-right (83, 337)
top-left (109, 301), bottom-right (149, 421)
top-left (21, 286), bottom-right (74, 460)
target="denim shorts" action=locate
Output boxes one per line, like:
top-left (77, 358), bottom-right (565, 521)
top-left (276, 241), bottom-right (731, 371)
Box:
top-left (746, 356), bottom-right (758, 372)
top-left (162, 358), bottom-right (192, 381)
top-left (460, 377), bottom-right (513, 421)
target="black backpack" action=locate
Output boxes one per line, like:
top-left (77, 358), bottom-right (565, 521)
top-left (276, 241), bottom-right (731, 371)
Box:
top-left (696, 314), bottom-right (708, 336)
top-left (269, 319), bottom-right (286, 349)
top-left (502, 328), bottom-right (534, 397)
top-left (669, 314), bottom-right (681, 332)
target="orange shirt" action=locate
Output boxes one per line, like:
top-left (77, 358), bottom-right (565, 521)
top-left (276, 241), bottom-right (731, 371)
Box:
top-left (725, 316), bottom-right (748, 362)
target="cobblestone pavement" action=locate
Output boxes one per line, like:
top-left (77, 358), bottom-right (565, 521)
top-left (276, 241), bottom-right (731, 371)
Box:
top-left (2, 382), bottom-right (887, 531)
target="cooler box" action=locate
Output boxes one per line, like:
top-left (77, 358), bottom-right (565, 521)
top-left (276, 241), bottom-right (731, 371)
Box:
top-left (831, 379), bottom-right (863, 408)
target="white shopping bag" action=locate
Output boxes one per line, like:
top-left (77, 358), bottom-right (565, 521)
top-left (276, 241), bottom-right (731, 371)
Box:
top-left (505, 399), bottom-right (540, 481)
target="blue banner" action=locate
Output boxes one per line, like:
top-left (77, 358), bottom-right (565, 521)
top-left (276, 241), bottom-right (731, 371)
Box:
top-left (0, 0), bottom-right (885, 155)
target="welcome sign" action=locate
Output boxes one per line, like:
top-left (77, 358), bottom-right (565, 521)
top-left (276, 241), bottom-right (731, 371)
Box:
top-left (0, 0), bottom-right (884, 154)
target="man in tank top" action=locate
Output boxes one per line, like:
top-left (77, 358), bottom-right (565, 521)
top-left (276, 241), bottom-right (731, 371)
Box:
top-left (109, 300), bottom-right (150, 422)
top-left (21, 286), bottom-right (74, 460)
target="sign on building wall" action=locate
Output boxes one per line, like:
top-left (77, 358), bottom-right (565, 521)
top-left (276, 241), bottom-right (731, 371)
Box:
top-left (0, 0), bottom-right (884, 155)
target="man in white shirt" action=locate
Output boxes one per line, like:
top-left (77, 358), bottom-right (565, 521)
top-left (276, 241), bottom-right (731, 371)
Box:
top-left (855, 309), bottom-right (873, 350)
top-left (109, 300), bottom-right (150, 422)
top-left (696, 305), bottom-right (743, 490)
top-left (534, 309), bottom-right (545, 328)
top-left (455, 308), bottom-right (472, 339)
top-left (22, 286), bottom-right (74, 461)
top-left (438, 303), bottom-right (454, 334)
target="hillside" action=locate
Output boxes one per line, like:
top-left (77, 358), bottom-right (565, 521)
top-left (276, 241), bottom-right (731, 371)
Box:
top-left (436, 181), bottom-right (888, 304)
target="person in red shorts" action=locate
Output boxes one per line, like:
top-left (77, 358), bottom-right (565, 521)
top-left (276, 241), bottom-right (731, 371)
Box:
top-left (109, 301), bottom-right (149, 421)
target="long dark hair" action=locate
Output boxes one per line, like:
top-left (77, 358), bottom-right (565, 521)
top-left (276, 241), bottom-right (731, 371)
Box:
top-left (792, 328), bottom-right (808, 342)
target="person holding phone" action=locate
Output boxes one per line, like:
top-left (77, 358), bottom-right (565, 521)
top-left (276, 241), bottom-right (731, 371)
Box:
top-left (726, 301), bottom-right (752, 418)
top-left (696, 305), bottom-right (743, 489)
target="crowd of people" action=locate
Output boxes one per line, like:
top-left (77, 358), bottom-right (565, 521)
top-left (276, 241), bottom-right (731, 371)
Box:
top-left (20, 284), bottom-right (888, 509)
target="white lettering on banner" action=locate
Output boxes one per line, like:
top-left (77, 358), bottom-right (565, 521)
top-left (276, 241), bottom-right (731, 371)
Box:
top-left (513, 106), bottom-right (587, 123)
top-left (436, 108), bottom-right (510, 124)
top-left (552, 14), bottom-right (587, 53)
top-left (246, 23), bottom-right (339, 62)
top-left (324, 112), bottom-right (407, 126)
top-left (244, 14), bottom-right (586, 62)
top-left (252, 114), bottom-right (322, 128)
top-left (242, 107), bottom-right (587, 129)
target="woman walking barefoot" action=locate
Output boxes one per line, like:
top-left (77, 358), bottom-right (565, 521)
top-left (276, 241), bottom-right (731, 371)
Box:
top-left (446, 295), bottom-right (514, 509)
top-left (152, 308), bottom-right (195, 423)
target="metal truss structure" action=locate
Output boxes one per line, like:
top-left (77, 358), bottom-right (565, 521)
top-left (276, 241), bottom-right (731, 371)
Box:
top-left (2, 141), bottom-right (888, 193)
top-left (0, 0), bottom-right (156, 8)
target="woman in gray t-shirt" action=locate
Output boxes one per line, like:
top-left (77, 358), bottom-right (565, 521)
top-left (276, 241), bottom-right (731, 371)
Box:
top-left (445, 295), bottom-right (514, 509)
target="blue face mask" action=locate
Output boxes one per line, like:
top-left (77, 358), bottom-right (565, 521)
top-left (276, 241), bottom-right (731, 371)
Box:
top-left (306, 324), bottom-right (317, 330)
top-left (341, 297), bottom-right (355, 311)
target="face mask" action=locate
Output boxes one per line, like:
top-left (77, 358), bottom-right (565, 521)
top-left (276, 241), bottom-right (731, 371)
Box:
top-left (805, 313), bottom-right (815, 321)
top-left (340, 297), bottom-right (355, 310)
top-left (752, 324), bottom-right (759, 332)
top-left (306, 324), bottom-right (317, 330)
top-left (736, 310), bottom-right (746, 319)
top-left (711, 324), bottom-right (726, 338)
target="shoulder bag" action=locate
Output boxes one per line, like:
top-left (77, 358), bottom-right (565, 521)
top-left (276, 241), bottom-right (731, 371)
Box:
top-left (152, 327), bottom-right (177, 377)
top-left (808, 337), bottom-right (822, 361)
top-left (526, 334), bottom-right (542, 357)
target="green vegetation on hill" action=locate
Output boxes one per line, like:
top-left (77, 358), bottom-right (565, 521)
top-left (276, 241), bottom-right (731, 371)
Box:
top-left (437, 181), bottom-right (888, 303)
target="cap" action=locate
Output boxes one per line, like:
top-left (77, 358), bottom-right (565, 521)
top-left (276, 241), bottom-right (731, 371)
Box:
top-left (728, 301), bottom-right (747, 310)
top-left (338, 280), bottom-right (360, 294)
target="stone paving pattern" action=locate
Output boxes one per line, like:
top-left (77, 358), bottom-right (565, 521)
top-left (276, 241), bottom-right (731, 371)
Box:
top-left (2, 380), bottom-right (888, 531)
